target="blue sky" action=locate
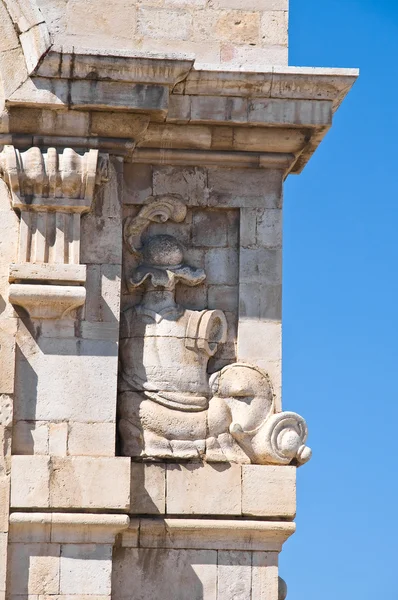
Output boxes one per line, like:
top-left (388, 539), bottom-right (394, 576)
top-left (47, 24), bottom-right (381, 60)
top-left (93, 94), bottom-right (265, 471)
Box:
top-left (281, 1), bottom-right (398, 598)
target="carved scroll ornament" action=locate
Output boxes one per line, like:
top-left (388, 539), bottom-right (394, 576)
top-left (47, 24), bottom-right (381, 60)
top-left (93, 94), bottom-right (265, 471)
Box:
top-left (118, 196), bottom-right (311, 465)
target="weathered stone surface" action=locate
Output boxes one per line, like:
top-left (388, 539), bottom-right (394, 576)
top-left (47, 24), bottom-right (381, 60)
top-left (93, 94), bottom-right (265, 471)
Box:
top-left (7, 542), bottom-right (60, 595)
top-left (11, 456), bottom-right (130, 509)
top-left (112, 547), bottom-right (217, 600)
top-left (67, 423), bottom-right (115, 457)
top-left (60, 544), bottom-right (113, 595)
top-left (217, 551), bottom-right (252, 600)
top-left (49, 457), bottom-right (130, 510)
top-left (130, 462), bottom-right (166, 514)
top-left (11, 456), bottom-right (50, 508)
top-left (166, 463), bottom-right (241, 515)
top-left (242, 466), bottom-right (296, 518)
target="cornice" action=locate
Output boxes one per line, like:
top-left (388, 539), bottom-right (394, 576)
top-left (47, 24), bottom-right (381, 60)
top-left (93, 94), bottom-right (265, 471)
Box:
top-left (0, 41), bottom-right (359, 174)
top-left (122, 518), bottom-right (296, 552)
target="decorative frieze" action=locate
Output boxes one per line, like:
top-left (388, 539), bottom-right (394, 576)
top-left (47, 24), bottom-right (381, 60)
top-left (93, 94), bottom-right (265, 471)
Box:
top-left (0, 145), bottom-right (108, 318)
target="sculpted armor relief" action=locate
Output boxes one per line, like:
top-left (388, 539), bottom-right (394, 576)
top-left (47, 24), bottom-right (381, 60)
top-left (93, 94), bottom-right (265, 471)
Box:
top-left (118, 196), bottom-right (311, 465)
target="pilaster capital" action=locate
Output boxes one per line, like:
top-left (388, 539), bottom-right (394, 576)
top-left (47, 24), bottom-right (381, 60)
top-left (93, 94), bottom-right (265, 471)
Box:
top-left (0, 145), bottom-right (109, 319)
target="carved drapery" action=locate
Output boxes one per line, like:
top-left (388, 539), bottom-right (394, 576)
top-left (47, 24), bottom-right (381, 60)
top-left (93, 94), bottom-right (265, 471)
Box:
top-left (0, 145), bottom-right (108, 319)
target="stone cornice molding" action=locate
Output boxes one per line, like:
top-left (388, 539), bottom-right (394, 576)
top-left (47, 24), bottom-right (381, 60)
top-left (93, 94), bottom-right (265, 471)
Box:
top-left (0, 144), bottom-right (108, 319)
top-left (0, 33), bottom-right (358, 174)
top-left (122, 519), bottom-right (296, 552)
top-left (9, 512), bottom-right (130, 544)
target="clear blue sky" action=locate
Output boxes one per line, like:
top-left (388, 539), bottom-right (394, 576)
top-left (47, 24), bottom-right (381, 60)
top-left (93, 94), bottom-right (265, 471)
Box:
top-left (282, 1), bottom-right (398, 598)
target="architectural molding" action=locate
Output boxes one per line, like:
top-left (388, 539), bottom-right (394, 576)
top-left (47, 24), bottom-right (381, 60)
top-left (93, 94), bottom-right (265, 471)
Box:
top-left (9, 512), bottom-right (130, 544)
top-left (121, 519), bottom-right (296, 552)
top-left (0, 144), bottom-right (108, 319)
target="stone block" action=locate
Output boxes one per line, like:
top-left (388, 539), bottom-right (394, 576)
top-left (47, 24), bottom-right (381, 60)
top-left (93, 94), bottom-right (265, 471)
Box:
top-left (90, 112), bottom-right (149, 139)
top-left (239, 283), bottom-right (282, 321)
top-left (60, 544), bottom-right (112, 595)
top-left (251, 552), bottom-right (279, 600)
top-left (256, 209), bottom-right (282, 248)
top-left (14, 336), bottom-right (118, 423)
top-left (130, 462), bottom-right (166, 514)
top-left (12, 421), bottom-right (49, 455)
top-left (166, 463), bottom-right (241, 515)
top-left (221, 43), bottom-right (288, 67)
top-left (81, 215), bottom-right (122, 264)
top-left (153, 166), bottom-right (209, 206)
top-left (49, 457), bottom-right (130, 510)
top-left (241, 466), bottom-right (296, 518)
top-left (239, 248), bottom-right (282, 285)
top-left (261, 10), bottom-right (288, 46)
top-left (7, 543), bottom-right (60, 595)
top-left (140, 38), bottom-right (221, 64)
top-left (67, 0), bottom-right (136, 38)
top-left (0, 534), bottom-right (5, 591)
top-left (212, 0), bottom-right (287, 7)
top-left (123, 163), bottom-right (153, 205)
top-left (11, 456), bottom-right (50, 508)
top-left (216, 11), bottom-right (260, 45)
top-left (208, 285), bottom-right (238, 312)
top-left (232, 127), bottom-right (304, 153)
top-left (84, 265), bottom-right (101, 321)
top-left (208, 168), bottom-right (283, 209)
top-left (205, 248), bottom-right (238, 285)
top-left (112, 547), bottom-right (217, 600)
top-left (142, 124), bottom-right (212, 151)
top-left (0, 319), bottom-right (18, 394)
top-left (20, 23), bottom-right (51, 74)
top-left (70, 81), bottom-right (168, 114)
top-left (0, 478), bottom-right (9, 532)
top-left (0, 394), bottom-right (12, 428)
top-left (101, 264), bottom-right (122, 322)
top-left (190, 96), bottom-right (248, 124)
top-left (4, 0), bottom-right (44, 33)
top-left (217, 551), bottom-right (252, 600)
top-left (175, 283), bottom-right (207, 311)
top-left (67, 423), bottom-right (115, 457)
top-left (167, 95), bottom-right (191, 124)
top-left (49, 423), bottom-right (67, 457)
top-left (0, 1), bottom-right (19, 52)
top-left (192, 210), bottom-right (228, 247)
top-left (137, 519), bottom-right (294, 552)
top-left (165, 0), bottom-right (206, 5)
top-left (237, 320), bottom-right (281, 363)
top-left (138, 7), bottom-right (192, 40)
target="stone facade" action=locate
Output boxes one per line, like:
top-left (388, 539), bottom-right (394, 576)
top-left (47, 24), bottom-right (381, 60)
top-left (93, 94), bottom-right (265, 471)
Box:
top-left (0, 1), bottom-right (357, 599)
top-left (36, 0), bottom-right (289, 66)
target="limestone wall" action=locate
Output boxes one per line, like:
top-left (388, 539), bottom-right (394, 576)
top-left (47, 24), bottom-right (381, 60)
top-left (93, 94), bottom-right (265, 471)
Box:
top-left (36, 0), bottom-right (289, 66)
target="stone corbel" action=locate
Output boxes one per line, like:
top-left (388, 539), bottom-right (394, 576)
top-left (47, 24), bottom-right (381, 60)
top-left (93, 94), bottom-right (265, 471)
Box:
top-left (0, 145), bottom-right (108, 319)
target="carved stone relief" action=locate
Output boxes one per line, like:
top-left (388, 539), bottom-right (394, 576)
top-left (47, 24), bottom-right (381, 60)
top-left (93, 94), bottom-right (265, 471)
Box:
top-left (0, 145), bottom-right (108, 319)
top-left (118, 196), bottom-right (311, 465)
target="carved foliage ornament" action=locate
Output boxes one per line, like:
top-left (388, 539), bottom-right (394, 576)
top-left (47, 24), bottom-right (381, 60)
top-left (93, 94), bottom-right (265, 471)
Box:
top-left (118, 195), bottom-right (311, 466)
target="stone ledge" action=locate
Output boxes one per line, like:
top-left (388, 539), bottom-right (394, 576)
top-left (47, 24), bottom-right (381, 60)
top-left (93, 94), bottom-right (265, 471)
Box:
top-left (129, 462), bottom-right (296, 519)
top-left (121, 518), bottom-right (295, 552)
top-left (9, 513), bottom-right (130, 544)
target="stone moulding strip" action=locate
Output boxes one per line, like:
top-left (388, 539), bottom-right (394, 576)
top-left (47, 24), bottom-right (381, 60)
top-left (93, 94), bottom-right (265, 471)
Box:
top-left (131, 148), bottom-right (296, 170)
top-left (122, 519), bottom-right (296, 552)
top-left (0, 134), bottom-right (136, 158)
top-left (9, 512), bottom-right (130, 544)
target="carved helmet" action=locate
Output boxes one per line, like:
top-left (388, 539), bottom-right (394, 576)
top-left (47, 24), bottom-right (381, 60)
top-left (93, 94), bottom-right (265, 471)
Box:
top-left (130, 234), bottom-right (205, 289)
